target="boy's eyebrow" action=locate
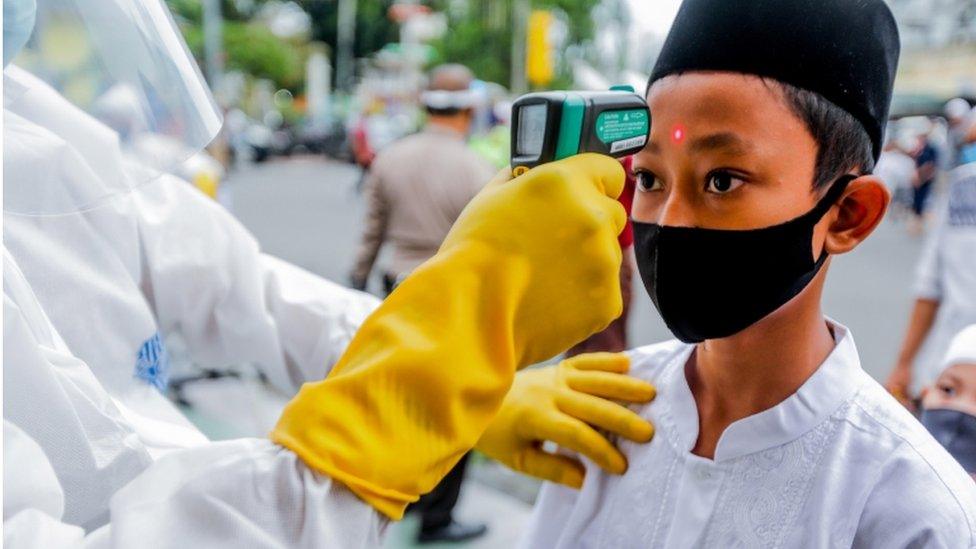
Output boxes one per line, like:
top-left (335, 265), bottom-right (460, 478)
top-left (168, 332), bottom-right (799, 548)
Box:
top-left (644, 132), bottom-right (753, 156)
top-left (690, 132), bottom-right (753, 155)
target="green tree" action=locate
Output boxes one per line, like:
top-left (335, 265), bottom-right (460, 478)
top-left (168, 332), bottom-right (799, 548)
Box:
top-left (428, 0), bottom-right (601, 89)
top-left (167, 0), bottom-right (601, 91)
top-left (430, 14), bottom-right (511, 85)
top-left (181, 22), bottom-right (305, 90)
top-left (168, 0), bottom-right (305, 90)
top-left (300, 0), bottom-right (399, 74)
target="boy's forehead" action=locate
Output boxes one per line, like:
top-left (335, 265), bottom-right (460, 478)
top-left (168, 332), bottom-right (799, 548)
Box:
top-left (647, 72), bottom-right (776, 102)
top-left (645, 73), bottom-right (793, 128)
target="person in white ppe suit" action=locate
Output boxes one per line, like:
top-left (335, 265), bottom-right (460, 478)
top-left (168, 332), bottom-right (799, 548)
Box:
top-left (3, 0), bottom-right (379, 530)
top-left (3, 0), bottom-right (656, 546)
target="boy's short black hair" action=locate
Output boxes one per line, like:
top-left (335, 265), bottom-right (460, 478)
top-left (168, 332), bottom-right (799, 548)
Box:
top-left (776, 82), bottom-right (876, 190)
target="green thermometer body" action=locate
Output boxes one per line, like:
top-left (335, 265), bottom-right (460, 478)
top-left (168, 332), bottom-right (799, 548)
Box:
top-left (510, 86), bottom-right (649, 176)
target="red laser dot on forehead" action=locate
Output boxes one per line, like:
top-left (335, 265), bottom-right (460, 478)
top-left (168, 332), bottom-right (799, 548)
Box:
top-left (672, 124), bottom-right (686, 143)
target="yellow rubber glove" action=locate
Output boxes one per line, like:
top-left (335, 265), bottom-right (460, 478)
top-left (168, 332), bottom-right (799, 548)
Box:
top-left (272, 154), bottom-right (626, 520)
top-left (477, 353), bottom-right (655, 488)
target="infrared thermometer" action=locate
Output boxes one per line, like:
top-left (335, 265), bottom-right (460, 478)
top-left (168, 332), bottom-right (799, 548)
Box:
top-left (510, 85), bottom-right (649, 176)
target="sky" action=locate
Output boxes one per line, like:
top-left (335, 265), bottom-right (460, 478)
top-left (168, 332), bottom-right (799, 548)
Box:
top-left (626, 0), bottom-right (683, 38)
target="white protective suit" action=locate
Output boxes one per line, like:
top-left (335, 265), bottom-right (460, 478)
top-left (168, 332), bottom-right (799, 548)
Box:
top-left (3, 64), bottom-right (387, 545)
top-left (3, 249), bottom-right (386, 548)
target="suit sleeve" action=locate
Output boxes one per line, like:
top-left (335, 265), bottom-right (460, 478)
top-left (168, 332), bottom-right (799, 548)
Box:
top-left (133, 175), bottom-right (379, 394)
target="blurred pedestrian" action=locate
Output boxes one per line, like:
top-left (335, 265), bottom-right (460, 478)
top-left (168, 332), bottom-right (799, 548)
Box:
top-left (918, 324), bottom-right (976, 480)
top-left (565, 156), bottom-right (637, 356)
top-left (875, 129), bottom-right (917, 220)
top-left (909, 132), bottom-right (939, 233)
top-left (349, 63), bottom-right (495, 544)
top-left (946, 98), bottom-right (976, 168)
top-left (962, 114), bottom-right (976, 166)
top-left (350, 64), bottom-right (494, 297)
top-left (469, 100), bottom-right (512, 170)
top-left (887, 143), bottom-right (976, 404)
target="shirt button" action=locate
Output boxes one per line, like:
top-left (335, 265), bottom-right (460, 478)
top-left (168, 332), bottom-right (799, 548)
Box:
top-left (696, 467), bottom-right (712, 481)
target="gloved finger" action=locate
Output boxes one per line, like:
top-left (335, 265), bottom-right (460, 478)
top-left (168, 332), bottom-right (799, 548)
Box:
top-left (565, 352), bottom-right (630, 374)
top-left (606, 200), bottom-right (628, 236)
top-left (552, 153), bottom-right (626, 199)
top-left (556, 391), bottom-right (654, 443)
top-left (541, 415), bottom-right (627, 474)
top-left (566, 370), bottom-right (656, 403)
top-left (519, 448), bottom-right (586, 488)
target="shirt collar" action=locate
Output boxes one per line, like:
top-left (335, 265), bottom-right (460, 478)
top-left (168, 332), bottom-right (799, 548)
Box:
top-left (661, 320), bottom-right (872, 462)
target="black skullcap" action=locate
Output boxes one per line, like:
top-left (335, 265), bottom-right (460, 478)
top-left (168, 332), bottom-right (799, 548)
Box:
top-left (649, 0), bottom-right (900, 161)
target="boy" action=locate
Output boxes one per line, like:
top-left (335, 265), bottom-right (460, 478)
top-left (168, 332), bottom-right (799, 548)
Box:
top-left (920, 324), bottom-right (976, 479)
top-left (519, 0), bottom-right (976, 547)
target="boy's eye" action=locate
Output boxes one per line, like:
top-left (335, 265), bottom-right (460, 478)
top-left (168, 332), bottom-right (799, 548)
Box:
top-left (705, 171), bottom-right (746, 194)
top-left (938, 384), bottom-right (956, 397)
top-left (635, 170), bottom-right (663, 192)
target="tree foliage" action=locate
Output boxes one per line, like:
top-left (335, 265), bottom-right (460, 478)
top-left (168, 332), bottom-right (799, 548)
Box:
top-left (429, 15), bottom-right (511, 85)
top-left (301, 0), bottom-right (399, 61)
top-left (166, 0), bottom-right (601, 91)
top-left (428, 0), bottom-right (601, 88)
top-left (169, 0), bottom-right (305, 90)
top-left (269, 0), bottom-right (602, 89)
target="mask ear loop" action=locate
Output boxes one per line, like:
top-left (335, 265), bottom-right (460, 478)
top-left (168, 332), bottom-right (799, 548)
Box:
top-left (806, 174), bottom-right (858, 266)
top-left (804, 174), bottom-right (858, 223)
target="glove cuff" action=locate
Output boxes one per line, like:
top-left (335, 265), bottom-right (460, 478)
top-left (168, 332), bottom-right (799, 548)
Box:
top-left (272, 243), bottom-right (530, 519)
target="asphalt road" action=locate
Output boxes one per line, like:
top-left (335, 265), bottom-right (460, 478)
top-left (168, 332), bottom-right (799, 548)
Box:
top-left (227, 155), bottom-right (929, 383)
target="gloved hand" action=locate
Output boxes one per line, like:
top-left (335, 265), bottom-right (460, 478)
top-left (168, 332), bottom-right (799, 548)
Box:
top-left (272, 154), bottom-right (626, 519)
top-left (477, 353), bottom-right (655, 488)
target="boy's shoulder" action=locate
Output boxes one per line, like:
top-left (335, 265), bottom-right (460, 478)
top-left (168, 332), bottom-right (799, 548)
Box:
top-left (624, 339), bottom-right (691, 383)
top-left (847, 380), bottom-right (976, 544)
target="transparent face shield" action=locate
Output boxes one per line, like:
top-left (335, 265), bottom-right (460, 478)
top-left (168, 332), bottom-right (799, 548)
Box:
top-left (4, 0), bottom-right (222, 215)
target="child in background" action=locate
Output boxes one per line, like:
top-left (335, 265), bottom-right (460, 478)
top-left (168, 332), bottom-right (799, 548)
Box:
top-left (920, 324), bottom-right (976, 479)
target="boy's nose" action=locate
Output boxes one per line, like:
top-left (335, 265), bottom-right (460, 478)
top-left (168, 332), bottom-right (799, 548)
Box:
top-left (656, 188), bottom-right (697, 228)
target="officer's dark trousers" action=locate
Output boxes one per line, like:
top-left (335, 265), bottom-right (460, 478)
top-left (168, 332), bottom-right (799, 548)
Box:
top-left (412, 453), bottom-right (470, 532)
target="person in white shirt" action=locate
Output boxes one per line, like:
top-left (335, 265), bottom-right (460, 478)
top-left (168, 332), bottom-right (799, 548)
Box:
top-left (519, 0), bottom-right (976, 547)
top-left (946, 98), bottom-right (976, 168)
top-left (888, 137), bottom-right (976, 398)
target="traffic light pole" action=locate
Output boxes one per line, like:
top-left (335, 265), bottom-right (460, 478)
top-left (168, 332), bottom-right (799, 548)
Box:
top-left (511, 0), bottom-right (529, 95)
top-left (336, 0), bottom-right (358, 92)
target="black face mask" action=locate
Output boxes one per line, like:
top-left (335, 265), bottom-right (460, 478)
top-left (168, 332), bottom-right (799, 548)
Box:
top-left (921, 408), bottom-right (976, 473)
top-left (632, 175), bottom-right (854, 344)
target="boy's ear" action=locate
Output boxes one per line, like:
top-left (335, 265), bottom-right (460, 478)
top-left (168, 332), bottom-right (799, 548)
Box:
top-left (824, 174), bottom-right (889, 255)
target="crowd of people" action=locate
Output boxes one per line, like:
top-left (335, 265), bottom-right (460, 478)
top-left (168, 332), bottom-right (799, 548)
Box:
top-left (877, 103), bottom-right (976, 233)
top-left (883, 99), bottom-right (976, 407)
